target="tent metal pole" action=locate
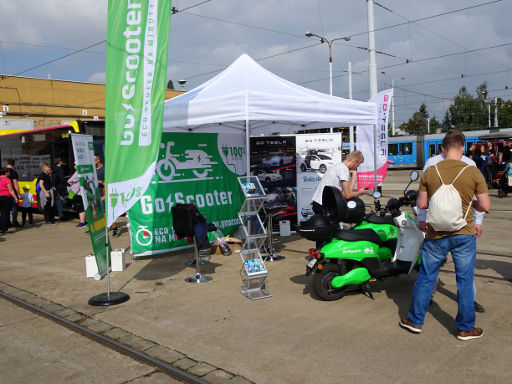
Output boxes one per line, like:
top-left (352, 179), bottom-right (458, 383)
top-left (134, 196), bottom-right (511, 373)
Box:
top-left (373, 124), bottom-right (377, 191)
top-left (245, 119), bottom-right (250, 177)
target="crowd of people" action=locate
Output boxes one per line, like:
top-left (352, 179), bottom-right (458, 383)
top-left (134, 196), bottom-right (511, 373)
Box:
top-left (0, 155), bottom-right (120, 237)
top-left (465, 138), bottom-right (512, 187)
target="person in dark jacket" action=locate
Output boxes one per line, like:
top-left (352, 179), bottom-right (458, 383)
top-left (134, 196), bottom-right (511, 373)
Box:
top-left (52, 158), bottom-right (67, 220)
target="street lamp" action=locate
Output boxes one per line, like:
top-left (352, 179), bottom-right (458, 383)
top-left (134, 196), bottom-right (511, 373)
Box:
top-left (381, 71), bottom-right (404, 136)
top-left (305, 31), bottom-right (351, 96)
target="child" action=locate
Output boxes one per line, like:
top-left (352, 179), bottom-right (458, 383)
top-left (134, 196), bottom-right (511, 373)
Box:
top-left (20, 185), bottom-right (34, 226)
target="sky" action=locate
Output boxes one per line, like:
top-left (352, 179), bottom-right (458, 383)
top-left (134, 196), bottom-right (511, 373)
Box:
top-left (1, 0), bottom-right (511, 126)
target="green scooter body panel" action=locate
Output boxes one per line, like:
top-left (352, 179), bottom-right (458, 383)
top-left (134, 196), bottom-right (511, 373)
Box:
top-left (331, 267), bottom-right (371, 289)
top-left (322, 239), bottom-right (379, 261)
top-left (377, 247), bottom-right (393, 261)
top-left (354, 221), bottom-right (397, 242)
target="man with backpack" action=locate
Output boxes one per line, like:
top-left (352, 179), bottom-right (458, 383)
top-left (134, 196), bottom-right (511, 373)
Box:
top-left (400, 130), bottom-right (490, 341)
top-left (418, 136), bottom-right (486, 313)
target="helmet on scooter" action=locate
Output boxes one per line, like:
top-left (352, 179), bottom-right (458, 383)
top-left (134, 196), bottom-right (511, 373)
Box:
top-left (386, 198), bottom-right (400, 210)
top-left (343, 197), bottom-right (366, 223)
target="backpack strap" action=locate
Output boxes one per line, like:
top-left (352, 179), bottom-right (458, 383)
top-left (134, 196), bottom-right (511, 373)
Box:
top-left (463, 200), bottom-right (472, 221)
top-left (450, 165), bottom-right (470, 185)
top-left (433, 164), bottom-right (445, 185)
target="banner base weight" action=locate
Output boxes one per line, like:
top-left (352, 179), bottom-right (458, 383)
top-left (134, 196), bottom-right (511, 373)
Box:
top-left (88, 292), bottom-right (130, 306)
top-left (185, 273), bottom-right (212, 284)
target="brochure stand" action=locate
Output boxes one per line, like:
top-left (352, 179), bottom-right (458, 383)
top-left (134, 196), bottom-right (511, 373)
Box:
top-left (237, 177), bottom-right (271, 300)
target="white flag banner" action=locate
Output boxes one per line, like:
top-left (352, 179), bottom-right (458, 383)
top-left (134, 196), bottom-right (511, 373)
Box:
top-left (357, 89), bottom-right (393, 189)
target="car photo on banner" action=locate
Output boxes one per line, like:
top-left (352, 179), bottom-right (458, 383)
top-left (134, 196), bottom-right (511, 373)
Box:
top-left (250, 137), bottom-right (298, 231)
top-left (299, 153), bottom-right (335, 173)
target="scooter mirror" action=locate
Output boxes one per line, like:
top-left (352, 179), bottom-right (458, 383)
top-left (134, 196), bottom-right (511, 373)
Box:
top-left (373, 191), bottom-right (382, 199)
top-left (347, 200), bottom-right (357, 209)
top-left (410, 171), bottom-right (419, 181)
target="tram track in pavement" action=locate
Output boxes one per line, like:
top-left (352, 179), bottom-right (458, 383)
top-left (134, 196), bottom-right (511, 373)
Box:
top-left (0, 286), bottom-right (237, 384)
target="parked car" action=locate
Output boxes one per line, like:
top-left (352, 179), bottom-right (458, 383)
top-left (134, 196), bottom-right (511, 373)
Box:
top-left (299, 154), bottom-right (335, 173)
top-left (254, 170), bottom-right (283, 183)
top-left (262, 153), bottom-right (294, 167)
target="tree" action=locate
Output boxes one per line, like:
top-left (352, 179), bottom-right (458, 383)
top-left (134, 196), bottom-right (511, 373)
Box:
top-left (405, 103), bottom-right (429, 134)
top-left (167, 80), bottom-right (175, 90)
top-left (448, 86), bottom-right (474, 130)
top-left (442, 111), bottom-right (452, 132)
top-left (497, 98), bottom-right (512, 127)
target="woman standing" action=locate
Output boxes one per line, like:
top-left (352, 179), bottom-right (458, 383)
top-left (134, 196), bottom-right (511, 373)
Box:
top-left (68, 165), bottom-right (87, 228)
top-left (0, 167), bottom-right (19, 233)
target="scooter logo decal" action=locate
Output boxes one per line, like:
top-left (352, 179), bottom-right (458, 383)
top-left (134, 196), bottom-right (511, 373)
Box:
top-left (364, 247), bottom-right (374, 254)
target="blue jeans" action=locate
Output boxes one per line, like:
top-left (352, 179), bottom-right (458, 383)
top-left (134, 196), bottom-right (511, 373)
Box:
top-left (408, 235), bottom-right (476, 332)
top-left (11, 198), bottom-right (19, 225)
top-left (54, 193), bottom-right (64, 218)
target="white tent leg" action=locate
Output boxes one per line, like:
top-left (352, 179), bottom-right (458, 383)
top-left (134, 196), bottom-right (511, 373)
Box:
top-left (245, 118), bottom-right (250, 177)
top-left (373, 124), bottom-right (377, 191)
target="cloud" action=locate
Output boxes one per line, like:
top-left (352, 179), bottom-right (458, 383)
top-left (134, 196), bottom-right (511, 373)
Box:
top-left (87, 72), bottom-right (105, 84)
top-left (2, 0), bottom-right (511, 124)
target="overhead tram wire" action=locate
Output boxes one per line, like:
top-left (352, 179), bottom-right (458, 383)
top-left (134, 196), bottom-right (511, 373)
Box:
top-left (171, 0), bottom-right (213, 14)
top-left (298, 41), bottom-right (512, 87)
top-left (184, 42), bottom-right (324, 81)
top-left (4, 0), bottom-right (503, 82)
top-left (177, 0), bottom-right (505, 85)
top-left (13, 40), bottom-right (106, 77)
top-left (373, 0), bottom-right (512, 71)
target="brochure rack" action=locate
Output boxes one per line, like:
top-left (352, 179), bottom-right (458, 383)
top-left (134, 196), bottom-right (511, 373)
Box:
top-left (237, 176), bottom-right (271, 300)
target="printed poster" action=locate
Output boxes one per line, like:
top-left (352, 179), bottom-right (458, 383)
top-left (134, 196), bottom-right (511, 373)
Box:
top-left (128, 132), bottom-right (246, 256)
top-left (296, 133), bottom-right (342, 222)
top-left (249, 137), bottom-right (297, 231)
top-left (71, 134), bottom-right (109, 275)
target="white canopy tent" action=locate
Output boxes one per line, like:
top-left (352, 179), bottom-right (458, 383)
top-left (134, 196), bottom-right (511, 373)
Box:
top-left (162, 53), bottom-right (378, 179)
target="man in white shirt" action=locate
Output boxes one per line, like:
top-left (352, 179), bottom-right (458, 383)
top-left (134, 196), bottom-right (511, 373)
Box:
top-left (312, 150), bottom-right (368, 214)
top-left (417, 149), bottom-right (486, 313)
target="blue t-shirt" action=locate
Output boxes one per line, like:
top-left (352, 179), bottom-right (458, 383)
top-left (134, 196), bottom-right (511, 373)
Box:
top-left (96, 165), bottom-right (105, 182)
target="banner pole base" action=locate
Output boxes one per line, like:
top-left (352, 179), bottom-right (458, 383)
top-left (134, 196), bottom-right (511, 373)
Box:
top-left (88, 292), bottom-right (130, 306)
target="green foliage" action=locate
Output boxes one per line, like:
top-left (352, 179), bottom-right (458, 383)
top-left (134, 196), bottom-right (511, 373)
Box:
top-left (167, 80), bottom-right (175, 90)
top-left (403, 82), bottom-right (512, 133)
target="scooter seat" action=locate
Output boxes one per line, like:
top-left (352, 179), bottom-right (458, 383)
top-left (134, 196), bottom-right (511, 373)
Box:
top-left (366, 215), bottom-right (396, 226)
top-left (334, 228), bottom-right (383, 247)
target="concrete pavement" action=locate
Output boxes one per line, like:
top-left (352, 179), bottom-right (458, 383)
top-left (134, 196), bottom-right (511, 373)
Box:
top-left (0, 170), bottom-right (511, 384)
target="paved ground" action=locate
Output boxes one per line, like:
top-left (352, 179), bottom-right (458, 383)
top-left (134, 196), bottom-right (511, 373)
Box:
top-left (0, 299), bottom-right (181, 384)
top-left (0, 170), bottom-right (511, 384)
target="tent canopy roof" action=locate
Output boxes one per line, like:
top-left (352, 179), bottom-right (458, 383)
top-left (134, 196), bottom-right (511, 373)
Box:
top-left (163, 54), bottom-right (377, 134)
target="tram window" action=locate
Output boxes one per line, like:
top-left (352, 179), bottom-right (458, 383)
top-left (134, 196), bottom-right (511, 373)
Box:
top-left (389, 143), bottom-right (398, 155)
top-left (429, 144), bottom-right (436, 157)
top-left (399, 142), bottom-right (412, 155)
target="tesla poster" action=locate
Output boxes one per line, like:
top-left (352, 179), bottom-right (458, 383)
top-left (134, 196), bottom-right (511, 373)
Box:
top-left (128, 132), bottom-right (246, 256)
top-left (249, 137), bottom-right (297, 231)
top-left (296, 133), bottom-right (342, 222)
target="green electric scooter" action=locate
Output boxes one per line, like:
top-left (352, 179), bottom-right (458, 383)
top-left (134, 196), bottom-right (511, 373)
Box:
top-left (298, 171), bottom-right (423, 301)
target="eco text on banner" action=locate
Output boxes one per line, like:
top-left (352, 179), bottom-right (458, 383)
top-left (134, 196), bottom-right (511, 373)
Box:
top-left (105, 0), bottom-right (172, 227)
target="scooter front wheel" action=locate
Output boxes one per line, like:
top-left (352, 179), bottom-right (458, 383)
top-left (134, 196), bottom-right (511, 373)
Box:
top-left (312, 261), bottom-right (349, 301)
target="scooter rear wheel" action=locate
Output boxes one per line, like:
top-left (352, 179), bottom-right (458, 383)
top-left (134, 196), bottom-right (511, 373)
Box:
top-left (313, 261), bottom-right (349, 301)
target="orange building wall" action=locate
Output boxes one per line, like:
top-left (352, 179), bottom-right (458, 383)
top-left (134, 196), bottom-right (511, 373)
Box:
top-left (0, 75), bottom-right (184, 129)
